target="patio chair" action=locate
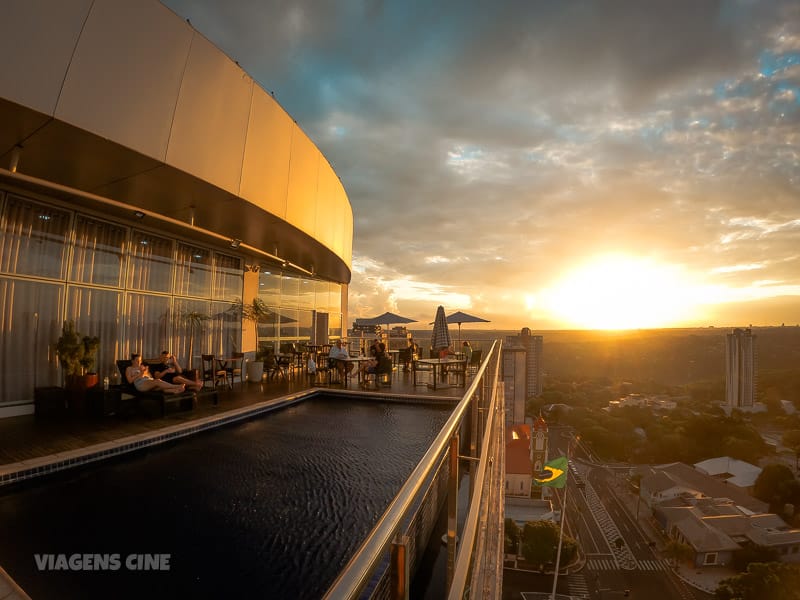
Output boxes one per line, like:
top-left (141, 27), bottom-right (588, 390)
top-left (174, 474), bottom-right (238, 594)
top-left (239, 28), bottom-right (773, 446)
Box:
top-left (313, 351), bottom-right (332, 384)
top-left (264, 350), bottom-right (287, 381)
top-left (201, 354), bottom-right (229, 388)
top-left (362, 353), bottom-right (393, 389)
top-left (225, 352), bottom-right (245, 387)
top-left (467, 349), bottom-right (483, 376)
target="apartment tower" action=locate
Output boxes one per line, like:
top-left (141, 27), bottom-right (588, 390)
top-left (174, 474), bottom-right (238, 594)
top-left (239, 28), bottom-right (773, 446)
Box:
top-left (506, 327), bottom-right (544, 398)
top-left (726, 328), bottom-right (757, 409)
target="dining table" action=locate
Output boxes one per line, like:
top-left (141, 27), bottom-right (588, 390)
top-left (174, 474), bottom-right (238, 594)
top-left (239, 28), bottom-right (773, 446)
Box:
top-left (413, 357), bottom-right (467, 390)
top-left (334, 356), bottom-right (373, 386)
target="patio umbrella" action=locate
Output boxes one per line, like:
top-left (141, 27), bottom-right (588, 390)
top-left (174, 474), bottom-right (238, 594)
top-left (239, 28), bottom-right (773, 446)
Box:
top-left (446, 310), bottom-right (490, 346)
top-left (362, 311), bottom-right (416, 332)
top-left (430, 305), bottom-right (452, 354)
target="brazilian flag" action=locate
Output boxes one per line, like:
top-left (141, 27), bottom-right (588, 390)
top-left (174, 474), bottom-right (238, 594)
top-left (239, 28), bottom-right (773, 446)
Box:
top-left (533, 456), bottom-right (568, 488)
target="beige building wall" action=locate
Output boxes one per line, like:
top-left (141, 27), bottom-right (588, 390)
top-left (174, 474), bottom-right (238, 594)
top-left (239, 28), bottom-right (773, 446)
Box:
top-left (0, 0), bottom-right (352, 276)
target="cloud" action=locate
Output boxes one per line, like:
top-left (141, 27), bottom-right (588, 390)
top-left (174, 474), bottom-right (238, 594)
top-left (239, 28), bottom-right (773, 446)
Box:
top-left (164, 0), bottom-right (800, 328)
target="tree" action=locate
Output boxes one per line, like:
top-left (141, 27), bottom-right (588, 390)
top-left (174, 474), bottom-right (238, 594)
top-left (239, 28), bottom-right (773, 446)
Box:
top-left (715, 562), bottom-right (800, 600)
top-left (754, 463), bottom-right (797, 511)
top-left (504, 518), bottom-right (520, 555)
top-left (664, 539), bottom-right (694, 567)
top-left (520, 520), bottom-right (577, 567)
top-left (732, 543), bottom-right (779, 572)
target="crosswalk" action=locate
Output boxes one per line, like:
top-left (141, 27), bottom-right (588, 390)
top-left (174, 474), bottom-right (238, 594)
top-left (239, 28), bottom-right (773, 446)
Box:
top-left (638, 558), bottom-right (669, 571)
top-left (586, 557), bottom-right (669, 571)
top-left (567, 573), bottom-right (590, 598)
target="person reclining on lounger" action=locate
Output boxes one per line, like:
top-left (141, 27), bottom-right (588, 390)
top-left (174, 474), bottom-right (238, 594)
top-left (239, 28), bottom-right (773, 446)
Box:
top-left (125, 353), bottom-right (185, 394)
top-left (153, 350), bottom-right (203, 392)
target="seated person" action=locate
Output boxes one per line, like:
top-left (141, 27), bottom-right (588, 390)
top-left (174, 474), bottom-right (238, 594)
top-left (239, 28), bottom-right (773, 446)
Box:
top-left (461, 341), bottom-right (473, 362)
top-left (125, 353), bottom-right (185, 394)
top-left (328, 339), bottom-right (353, 380)
top-left (360, 342), bottom-right (391, 383)
top-left (402, 338), bottom-right (420, 372)
top-left (153, 350), bottom-right (202, 391)
top-left (360, 342), bottom-right (379, 375)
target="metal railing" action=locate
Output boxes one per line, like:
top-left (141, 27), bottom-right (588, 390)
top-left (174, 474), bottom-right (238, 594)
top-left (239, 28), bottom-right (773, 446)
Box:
top-left (323, 340), bottom-right (504, 600)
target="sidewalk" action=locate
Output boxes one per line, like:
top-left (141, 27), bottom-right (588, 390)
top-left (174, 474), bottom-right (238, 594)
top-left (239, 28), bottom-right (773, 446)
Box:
top-left (607, 475), bottom-right (735, 594)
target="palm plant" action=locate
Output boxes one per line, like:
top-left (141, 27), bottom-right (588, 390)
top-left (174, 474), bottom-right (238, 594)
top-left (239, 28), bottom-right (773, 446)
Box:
top-left (178, 309), bottom-right (210, 370)
top-left (240, 298), bottom-right (272, 356)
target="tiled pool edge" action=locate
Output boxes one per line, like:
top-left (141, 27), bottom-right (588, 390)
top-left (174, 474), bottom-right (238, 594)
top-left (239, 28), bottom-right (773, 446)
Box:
top-left (0, 388), bottom-right (458, 488)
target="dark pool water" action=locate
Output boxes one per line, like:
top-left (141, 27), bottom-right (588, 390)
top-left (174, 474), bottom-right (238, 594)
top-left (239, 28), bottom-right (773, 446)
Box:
top-left (0, 396), bottom-right (451, 599)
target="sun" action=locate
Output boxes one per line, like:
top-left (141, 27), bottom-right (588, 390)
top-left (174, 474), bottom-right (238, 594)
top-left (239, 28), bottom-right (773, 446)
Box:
top-left (541, 254), bottom-right (696, 329)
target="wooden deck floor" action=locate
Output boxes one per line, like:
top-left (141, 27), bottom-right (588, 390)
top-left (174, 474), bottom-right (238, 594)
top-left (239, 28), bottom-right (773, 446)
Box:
top-left (0, 368), bottom-right (466, 467)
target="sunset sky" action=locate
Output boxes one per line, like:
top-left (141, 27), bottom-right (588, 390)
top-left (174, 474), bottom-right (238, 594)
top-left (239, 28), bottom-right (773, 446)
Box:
top-left (163, 0), bottom-right (800, 330)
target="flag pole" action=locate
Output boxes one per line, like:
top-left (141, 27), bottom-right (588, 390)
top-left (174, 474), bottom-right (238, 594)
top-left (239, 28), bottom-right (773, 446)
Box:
top-left (550, 449), bottom-right (571, 599)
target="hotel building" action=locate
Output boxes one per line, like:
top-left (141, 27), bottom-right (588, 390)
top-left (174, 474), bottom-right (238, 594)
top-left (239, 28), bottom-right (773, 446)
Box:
top-left (0, 0), bottom-right (352, 417)
top-left (725, 328), bottom-right (757, 409)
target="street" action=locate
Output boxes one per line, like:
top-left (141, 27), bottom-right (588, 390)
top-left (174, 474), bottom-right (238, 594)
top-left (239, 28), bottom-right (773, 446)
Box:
top-left (501, 426), bottom-right (713, 600)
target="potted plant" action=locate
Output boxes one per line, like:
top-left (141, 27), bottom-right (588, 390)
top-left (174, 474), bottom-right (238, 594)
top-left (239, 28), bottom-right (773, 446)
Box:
top-left (241, 298), bottom-right (272, 382)
top-left (55, 320), bottom-right (100, 411)
top-left (178, 309), bottom-right (210, 372)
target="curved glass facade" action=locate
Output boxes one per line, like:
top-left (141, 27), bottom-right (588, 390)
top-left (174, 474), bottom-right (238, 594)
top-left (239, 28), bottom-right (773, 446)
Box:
top-left (0, 188), bottom-right (342, 407)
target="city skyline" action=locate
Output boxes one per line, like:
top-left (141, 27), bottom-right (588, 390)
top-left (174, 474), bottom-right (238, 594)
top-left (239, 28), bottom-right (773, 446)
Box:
top-left (162, 0), bottom-right (800, 330)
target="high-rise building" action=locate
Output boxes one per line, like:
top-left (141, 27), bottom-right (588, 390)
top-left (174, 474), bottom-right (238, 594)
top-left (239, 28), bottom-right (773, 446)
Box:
top-left (502, 347), bottom-right (527, 424)
top-left (505, 327), bottom-right (543, 398)
top-left (726, 328), bottom-right (757, 409)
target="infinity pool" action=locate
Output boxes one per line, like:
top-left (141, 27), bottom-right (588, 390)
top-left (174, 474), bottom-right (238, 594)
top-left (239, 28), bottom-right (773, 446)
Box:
top-left (0, 395), bottom-right (452, 599)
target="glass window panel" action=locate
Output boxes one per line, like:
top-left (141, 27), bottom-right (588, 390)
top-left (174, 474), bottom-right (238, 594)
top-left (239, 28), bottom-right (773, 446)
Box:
top-left (174, 299), bottom-right (212, 371)
top-left (210, 301), bottom-right (240, 356)
top-left (213, 253), bottom-right (242, 301)
top-left (175, 244), bottom-right (212, 298)
top-left (66, 286), bottom-right (121, 380)
top-left (328, 312), bottom-right (342, 340)
top-left (0, 195), bottom-right (70, 278)
top-left (259, 269), bottom-right (281, 307)
top-left (127, 231), bottom-right (173, 293)
top-left (0, 277), bottom-right (63, 403)
top-left (123, 293), bottom-right (171, 359)
top-left (298, 277), bottom-right (315, 309)
top-left (297, 309), bottom-right (313, 343)
top-left (257, 316), bottom-right (277, 352)
top-left (279, 309), bottom-right (299, 342)
top-left (313, 280), bottom-right (327, 311)
top-left (329, 282), bottom-right (342, 314)
top-left (70, 216), bottom-right (126, 287)
top-left (280, 273), bottom-right (299, 303)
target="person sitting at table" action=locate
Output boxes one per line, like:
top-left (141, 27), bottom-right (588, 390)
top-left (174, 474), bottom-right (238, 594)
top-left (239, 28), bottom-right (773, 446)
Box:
top-left (359, 341), bottom-right (384, 374)
top-left (328, 339), bottom-right (353, 381)
top-left (461, 341), bottom-right (473, 362)
top-left (126, 353), bottom-right (186, 394)
top-left (360, 342), bottom-right (391, 384)
top-left (153, 350), bottom-right (203, 391)
top-left (367, 338), bottom-right (381, 357)
top-left (402, 338), bottom-right (420, 372)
